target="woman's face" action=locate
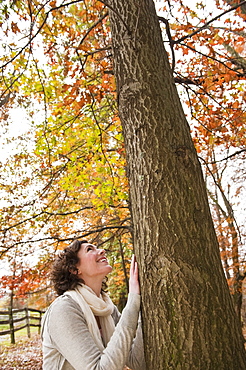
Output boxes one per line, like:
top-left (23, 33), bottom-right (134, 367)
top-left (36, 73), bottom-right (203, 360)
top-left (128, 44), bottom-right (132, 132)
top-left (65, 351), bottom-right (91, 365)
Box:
top-left (76, 243), bottom-right (112, 283)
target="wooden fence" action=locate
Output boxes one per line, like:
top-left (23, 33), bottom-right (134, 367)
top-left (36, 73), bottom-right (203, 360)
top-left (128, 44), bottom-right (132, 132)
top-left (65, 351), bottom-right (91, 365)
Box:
top-left (0, 307), bottom-right (44, 344)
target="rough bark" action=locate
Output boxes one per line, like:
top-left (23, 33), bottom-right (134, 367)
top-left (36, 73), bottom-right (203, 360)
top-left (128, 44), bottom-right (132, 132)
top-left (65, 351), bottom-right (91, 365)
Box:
top-left (108, 0), bottom-right (246, 369)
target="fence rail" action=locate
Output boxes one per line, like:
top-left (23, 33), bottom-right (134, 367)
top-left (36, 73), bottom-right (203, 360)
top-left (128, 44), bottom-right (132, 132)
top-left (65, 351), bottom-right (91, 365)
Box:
top-left (0, 307), bottom-right (45, 344)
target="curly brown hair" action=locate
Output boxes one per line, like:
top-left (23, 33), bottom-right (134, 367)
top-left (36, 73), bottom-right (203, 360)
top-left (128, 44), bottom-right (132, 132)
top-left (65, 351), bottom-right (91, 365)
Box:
top-left (51, 239), bottom-right (88, 296)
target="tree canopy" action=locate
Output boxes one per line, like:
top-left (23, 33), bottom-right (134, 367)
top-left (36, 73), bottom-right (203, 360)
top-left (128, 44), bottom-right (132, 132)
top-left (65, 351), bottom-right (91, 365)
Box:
top-left (0, 0), bottom-right (245, 313)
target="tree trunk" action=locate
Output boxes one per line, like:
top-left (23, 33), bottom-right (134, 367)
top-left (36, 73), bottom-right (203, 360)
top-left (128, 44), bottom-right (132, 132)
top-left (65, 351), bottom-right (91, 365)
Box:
top-left (108, 0), bottom-right (246, 368)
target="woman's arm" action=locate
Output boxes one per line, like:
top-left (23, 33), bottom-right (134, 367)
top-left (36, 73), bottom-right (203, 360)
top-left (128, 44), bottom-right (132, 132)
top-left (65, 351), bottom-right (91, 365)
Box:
top-left (126, 315), bottom-right (146, 370)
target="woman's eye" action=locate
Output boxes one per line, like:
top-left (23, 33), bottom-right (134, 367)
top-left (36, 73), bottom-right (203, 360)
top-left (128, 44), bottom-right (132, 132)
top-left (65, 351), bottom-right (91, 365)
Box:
top-left (87, 247), bottom-right (93, 252)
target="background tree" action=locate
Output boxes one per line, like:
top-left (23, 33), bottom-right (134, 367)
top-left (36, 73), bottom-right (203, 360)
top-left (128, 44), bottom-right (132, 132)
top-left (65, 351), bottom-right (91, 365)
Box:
top-left (162, 0), bottom-right (246, 324)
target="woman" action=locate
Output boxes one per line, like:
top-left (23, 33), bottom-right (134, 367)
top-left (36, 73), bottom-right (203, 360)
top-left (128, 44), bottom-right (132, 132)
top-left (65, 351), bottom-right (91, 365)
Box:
top-left (41, 239), bottom-right (146, 370)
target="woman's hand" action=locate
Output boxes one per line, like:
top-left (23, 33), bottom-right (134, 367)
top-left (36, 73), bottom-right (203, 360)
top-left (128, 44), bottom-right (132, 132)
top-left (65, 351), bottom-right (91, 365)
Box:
top-left (129, 254), bottom-right (140, 295)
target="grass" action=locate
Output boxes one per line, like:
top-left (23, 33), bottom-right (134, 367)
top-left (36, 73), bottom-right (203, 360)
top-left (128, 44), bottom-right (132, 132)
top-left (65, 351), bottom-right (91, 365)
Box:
top-left (0, 326), bottom-right (40, 346)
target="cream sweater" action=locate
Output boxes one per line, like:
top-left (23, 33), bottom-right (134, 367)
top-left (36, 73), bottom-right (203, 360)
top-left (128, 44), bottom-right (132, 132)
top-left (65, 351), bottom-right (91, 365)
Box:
top-left (41, 292), bottom-right (146, 370)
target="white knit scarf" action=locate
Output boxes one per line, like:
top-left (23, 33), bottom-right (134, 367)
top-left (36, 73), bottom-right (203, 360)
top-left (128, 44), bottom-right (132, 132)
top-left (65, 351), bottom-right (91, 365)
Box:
top-left (65, 285), bottom-right (115, 352)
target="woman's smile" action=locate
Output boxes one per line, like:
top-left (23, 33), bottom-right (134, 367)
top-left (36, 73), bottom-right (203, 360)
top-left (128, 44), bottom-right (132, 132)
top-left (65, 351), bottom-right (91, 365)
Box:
top-left (97, 256), bottom-right (108, 263)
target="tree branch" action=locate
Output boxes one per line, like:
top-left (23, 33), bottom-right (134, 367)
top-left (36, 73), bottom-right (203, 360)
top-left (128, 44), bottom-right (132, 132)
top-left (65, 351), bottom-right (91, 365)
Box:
top-left (1, 0), bottom-right (85, 70)
top-left (174, 0), bottom-right (246, 44)
top-left (76, 11), bottom-right (109, 50)
top-left (158, 17), bottom-right (176, 71)
top-left (206, 149), bottom-right (246, 164)
top-left (0, 221), bottom-right (131, 258)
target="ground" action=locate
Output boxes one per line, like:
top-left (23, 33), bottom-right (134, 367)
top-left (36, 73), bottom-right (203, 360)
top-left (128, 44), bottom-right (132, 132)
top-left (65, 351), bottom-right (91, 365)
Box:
top-left (0, 334), bottom-right (42, 370)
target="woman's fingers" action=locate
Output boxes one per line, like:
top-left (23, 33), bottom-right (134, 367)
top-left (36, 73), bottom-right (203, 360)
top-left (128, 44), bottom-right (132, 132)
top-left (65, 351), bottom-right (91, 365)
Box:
top-left (129, 254), bottom-right (140, 294)
top-left (130, 254), bottom-right (135, 272)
